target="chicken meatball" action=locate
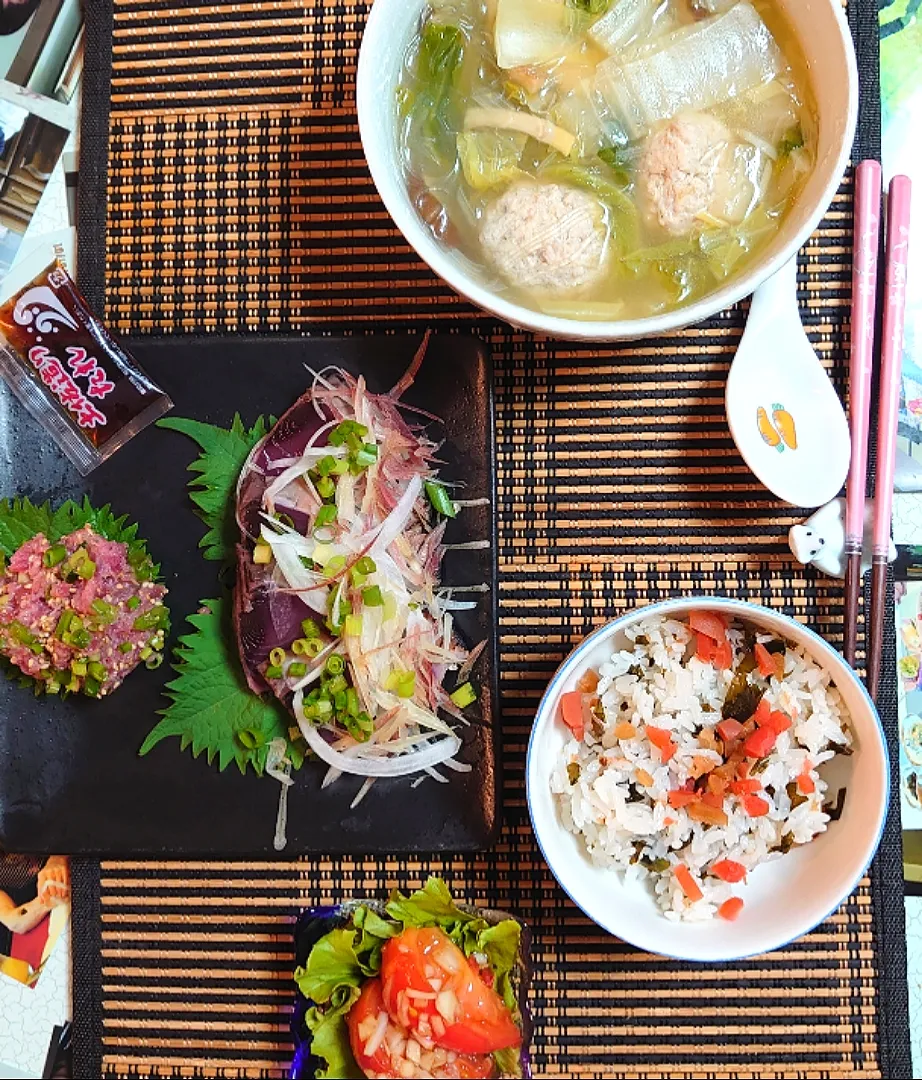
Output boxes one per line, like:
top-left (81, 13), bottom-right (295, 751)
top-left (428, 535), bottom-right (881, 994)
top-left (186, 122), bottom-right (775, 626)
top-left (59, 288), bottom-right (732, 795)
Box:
top-left (479, 181), bottom-right (610, 295)
top-left (638, 112), bottom-right (732, 236)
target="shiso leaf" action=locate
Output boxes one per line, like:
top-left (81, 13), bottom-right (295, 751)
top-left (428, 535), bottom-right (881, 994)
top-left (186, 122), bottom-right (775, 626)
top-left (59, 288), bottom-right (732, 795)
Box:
top-left (139, 597), bottom-right (304, 776)
top-left (157, 414), bottom-right (273, 563)
top-left (0, 495), bottom-right (159, 579)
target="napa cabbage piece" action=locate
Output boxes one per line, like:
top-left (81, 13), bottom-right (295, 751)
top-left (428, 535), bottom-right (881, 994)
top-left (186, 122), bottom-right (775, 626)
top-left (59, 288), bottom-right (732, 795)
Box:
top-left (536, 157), bottom-right (639, 250)
top-left (456, 128), bottom-right (527, 189)
top-left (593, 2), bottom-right (783, 139)
top-left (494, 0), bottom-right (572, 69)
top-left (402, 21), bottom-right (467, 171)
top-left (589, 0), bottom-right (662, 53)
top-left (623, 203), bottom-right (781, 301)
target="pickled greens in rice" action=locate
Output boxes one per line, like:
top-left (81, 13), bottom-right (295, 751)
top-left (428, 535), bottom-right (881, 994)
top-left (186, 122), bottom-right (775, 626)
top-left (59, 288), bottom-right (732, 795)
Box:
top-left (396, 0), bottom-right (816, 319)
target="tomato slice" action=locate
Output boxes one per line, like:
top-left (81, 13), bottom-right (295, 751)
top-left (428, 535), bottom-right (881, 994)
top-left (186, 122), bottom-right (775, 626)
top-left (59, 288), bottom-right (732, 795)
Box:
top-left (742, 793), bottom-right (770, 817)
top-left (381, 927), bottom-right (521, 1056)
top-left (347, 978), bottom-right (400, 1076)
top-left (347, 977), bottom-right (496, 1079)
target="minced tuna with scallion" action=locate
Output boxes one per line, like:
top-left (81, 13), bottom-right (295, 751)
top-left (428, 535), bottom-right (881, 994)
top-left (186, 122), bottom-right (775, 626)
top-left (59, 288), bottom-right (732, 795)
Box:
top-left (0, 525), bottom-right (168, 698)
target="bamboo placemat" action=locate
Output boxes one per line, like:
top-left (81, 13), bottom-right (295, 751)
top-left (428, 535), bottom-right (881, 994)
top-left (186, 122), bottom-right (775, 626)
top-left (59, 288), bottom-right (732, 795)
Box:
top-left (70, 0), bottom-right (910, 1077)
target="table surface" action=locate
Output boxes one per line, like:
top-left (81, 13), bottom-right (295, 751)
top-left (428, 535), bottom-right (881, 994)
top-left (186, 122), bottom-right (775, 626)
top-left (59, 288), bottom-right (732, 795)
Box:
top-left (56, 0), bottom-right (912, 1077)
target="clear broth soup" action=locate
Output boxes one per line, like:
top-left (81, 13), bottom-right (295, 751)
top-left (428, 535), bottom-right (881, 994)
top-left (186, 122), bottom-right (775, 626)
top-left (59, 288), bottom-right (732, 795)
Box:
top-left (396, 0), bottom-right (817, 321)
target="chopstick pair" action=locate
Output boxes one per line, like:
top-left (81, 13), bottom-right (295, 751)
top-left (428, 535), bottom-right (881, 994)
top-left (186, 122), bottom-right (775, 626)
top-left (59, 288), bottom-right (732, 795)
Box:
top-left (844, 163), bottom-right (912, 699)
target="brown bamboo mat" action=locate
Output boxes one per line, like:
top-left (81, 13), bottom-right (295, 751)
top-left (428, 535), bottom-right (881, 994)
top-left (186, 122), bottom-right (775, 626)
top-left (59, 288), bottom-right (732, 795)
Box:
top-left (70, 0), bottom-right (909, 1077)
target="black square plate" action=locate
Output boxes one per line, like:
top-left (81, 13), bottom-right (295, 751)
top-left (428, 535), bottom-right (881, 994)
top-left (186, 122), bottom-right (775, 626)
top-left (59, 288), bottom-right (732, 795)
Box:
top-left (0, 334), bottom-right (498, 854)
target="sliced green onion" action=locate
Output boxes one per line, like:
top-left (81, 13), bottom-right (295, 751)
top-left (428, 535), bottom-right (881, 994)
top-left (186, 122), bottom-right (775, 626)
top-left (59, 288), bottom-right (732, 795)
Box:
top-left (329, 419), bottom-right (369, 446)
top-left (269, 647), bottom-right (286, 668)
top-left (355, 556), bottom-right (377, 576)
top-left (83, 676), bottom-right (102, 697)
top-left (237, 728), bottom-right (266, 751)
top-left (71, 659), bottom-right (88, 677)
top-left (253, 542), bottom-right (273, 565)
top-left (344, 614), bottom-right (363, 637)
top-left (69, 628), bottom-right (92, 650)
top-left (311, 698), bottom-right (333, 719)
top-left (382, 592), bottom-right (397, 622)
top-left (145, 652), bottom-right (164, 670)
top-left (345, 687), bottom-right (360, 717)
top-left (331, 458), bottom-right (350, 476)
top-left (265, 664), bottom-right (284, 680)
top-left (127, 596), bottom-right (141, 611)
top-left (323, 553), bottom-right (346, 575)
top-left (45, 679), bottom-right (61, 695)
top-left (87, 661), bottom-right (107, 682)
top-left (315, 504), bottom-right (338, 529)
top-left (315, 454), bottom-right (338, 476)
top-left (362, 585), bottom-right (383, 607)
top-left (301, 617), bottom-right (321, 639)
top-left (133, 607), bottom-right (165, 632)
top-left (9, 621), bottom-right (44, 654)
top-left (288, 661), bottom-right (307, 678)
top-left (325, 654), bottom-right (345, 676)
top-left (291, 638), bottom-right (311, 656)
top-left (54, 610), bottom-right (74, 638)
top-left (91, 599), bottom-right (118, 624)
top-left (316, 475), bottom-right (336, 500)
top-left (326, 674), bottom-right (348, 696)
top-left (43, 544), bottom-right (67, 568)
top-left (450, 682), bottom-right (478, 708)
top-left (353, 444), bottom-right (378, 470)
top-left (77, 557), bottom-right (96, 580)
top-left (345, 711), bottom-right (374, 742)
top-left (425, 480), bottom-right (458, 519)
top-left (118, 641), bottom-right (133, 654)
top-left (305, 637), bottom-right (325, 657)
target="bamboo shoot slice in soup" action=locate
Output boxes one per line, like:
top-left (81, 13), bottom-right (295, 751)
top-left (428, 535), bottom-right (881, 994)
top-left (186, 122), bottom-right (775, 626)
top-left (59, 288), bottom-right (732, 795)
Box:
top-left (395, 0), bottom-right (817, 320)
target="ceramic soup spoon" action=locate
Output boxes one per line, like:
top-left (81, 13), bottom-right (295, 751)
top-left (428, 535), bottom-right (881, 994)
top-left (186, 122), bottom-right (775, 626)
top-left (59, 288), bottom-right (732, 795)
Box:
top-left (725, 256), bottom-right (851, 508)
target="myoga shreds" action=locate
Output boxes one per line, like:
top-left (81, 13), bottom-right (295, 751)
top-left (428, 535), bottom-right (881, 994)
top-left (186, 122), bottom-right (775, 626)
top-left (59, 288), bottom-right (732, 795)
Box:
top-left (550, 612), bottom-right (852, 922)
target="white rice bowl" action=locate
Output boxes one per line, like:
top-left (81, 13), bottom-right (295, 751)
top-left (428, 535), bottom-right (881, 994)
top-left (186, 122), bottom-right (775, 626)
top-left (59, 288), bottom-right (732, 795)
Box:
top-left (527, 598), bottom-right (889, 961)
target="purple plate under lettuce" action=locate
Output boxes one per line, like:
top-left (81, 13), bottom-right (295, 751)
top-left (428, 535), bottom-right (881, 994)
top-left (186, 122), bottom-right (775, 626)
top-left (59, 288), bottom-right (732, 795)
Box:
top-left (291, 891), bottom-right (533, 1079)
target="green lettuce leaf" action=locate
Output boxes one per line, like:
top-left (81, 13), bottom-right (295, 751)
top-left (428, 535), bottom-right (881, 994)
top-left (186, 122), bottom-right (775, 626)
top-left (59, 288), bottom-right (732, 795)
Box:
top-left (457, 129), bottom-right (526, 190)
top-left (157, 414), bottom-right (272, 563)
top-left (385, 876), bottom-right (475, 929)
top-left (296, 929), bottom-right (366, 1003)
top-left (305, 998), bottom-right (363, 1080)
top-left (138, 598), bottom-right (303, 775)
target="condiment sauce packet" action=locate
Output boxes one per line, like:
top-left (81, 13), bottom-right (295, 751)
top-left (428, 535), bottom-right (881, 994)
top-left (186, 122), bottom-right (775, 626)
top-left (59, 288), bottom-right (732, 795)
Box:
top-left (0, 261), bottom-right (172, 474)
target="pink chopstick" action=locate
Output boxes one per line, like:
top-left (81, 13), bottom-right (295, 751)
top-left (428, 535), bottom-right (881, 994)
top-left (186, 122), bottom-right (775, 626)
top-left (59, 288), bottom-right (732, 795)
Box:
top-left (868, 175), bottom-right (913, 700)
top-left (844, 161), bottom-right (882, 667)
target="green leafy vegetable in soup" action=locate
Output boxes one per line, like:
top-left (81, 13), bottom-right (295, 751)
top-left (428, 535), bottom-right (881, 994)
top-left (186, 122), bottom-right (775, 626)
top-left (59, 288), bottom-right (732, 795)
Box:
top-left (395, 0), bottom-right (817, 320)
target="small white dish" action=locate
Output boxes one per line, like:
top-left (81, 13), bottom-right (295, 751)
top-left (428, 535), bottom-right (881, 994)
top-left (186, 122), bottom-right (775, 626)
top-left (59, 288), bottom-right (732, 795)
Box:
top-left (357, 0), bottom-right (858, 341)
top-left (526, 597), bottom-right (888, 962)
top-left (726, 257), bottom-right (851, 508)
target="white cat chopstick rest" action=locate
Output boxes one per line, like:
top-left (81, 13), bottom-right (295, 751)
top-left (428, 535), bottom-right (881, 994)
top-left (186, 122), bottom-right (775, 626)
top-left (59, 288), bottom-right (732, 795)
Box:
top-left (789, 497), bottom-right (896, 579)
